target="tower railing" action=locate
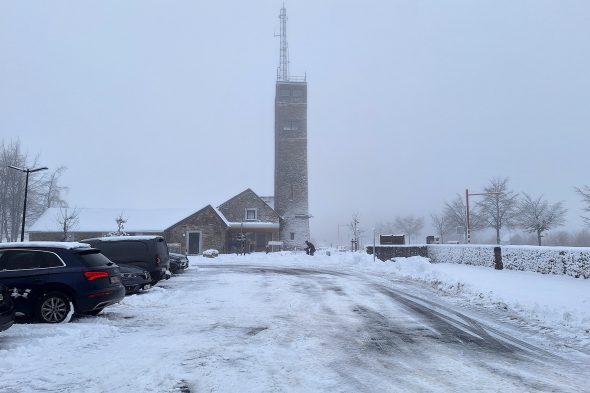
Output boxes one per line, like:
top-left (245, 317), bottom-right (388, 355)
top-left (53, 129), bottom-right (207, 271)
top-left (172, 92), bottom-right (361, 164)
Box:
top-left (276, 70), bottom-right (306, 82)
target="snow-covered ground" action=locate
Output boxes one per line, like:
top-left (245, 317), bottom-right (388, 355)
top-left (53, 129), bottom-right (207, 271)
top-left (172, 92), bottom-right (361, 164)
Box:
top-left (387, 255), bottom-right (590, 343)
top-left (0, 251), bottom-right (588, 393)
top-left (221, 250), bottom-right (590, 343)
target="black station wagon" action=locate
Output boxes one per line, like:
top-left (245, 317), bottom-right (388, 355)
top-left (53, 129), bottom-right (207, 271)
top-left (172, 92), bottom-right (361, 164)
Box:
top-left (0, 242), bottom-right (125, 323)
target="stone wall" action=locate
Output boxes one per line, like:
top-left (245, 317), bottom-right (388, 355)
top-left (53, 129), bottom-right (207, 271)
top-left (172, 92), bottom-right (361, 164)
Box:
top-left (218, 189), bottom-right (279, 224)
top-left (29, 231), bottom-right (107, 242)
top-left (274, 81), bottom-right (310, 248)
top-left (366, 245), bottom-right (428, 260)
top-left (165, 205), bottom-right (227, 254)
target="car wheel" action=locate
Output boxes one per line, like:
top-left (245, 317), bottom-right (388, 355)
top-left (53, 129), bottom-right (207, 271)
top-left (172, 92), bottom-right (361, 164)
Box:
top-left (82, 308), bottom-right (104, 316)
top-left (37, 291), bottom-right (72, 323)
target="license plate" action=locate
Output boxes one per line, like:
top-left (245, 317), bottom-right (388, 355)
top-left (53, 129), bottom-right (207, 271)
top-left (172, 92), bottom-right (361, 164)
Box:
top-left (110, 276), bottom-right (121, 284)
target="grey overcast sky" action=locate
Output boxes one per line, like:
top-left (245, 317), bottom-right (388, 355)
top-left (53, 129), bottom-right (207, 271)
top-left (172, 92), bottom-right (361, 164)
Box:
top-left (1, 1), bottom-right (589, 244)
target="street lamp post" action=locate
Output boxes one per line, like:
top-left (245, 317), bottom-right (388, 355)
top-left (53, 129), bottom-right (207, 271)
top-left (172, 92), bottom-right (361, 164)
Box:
top-left (8, 165), bottom-right (48, 241)
top-left (465, 189), bottom-right (501, 244)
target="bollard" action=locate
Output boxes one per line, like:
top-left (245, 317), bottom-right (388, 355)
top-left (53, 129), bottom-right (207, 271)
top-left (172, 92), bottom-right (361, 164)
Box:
top-left (494, 246), bottom-right (503, 270)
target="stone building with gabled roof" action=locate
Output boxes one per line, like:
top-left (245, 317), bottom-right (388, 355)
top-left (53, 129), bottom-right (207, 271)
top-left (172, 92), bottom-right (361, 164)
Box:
top-left (216, 188), bottom-right (281, 253)
top-left (28, 188), bottom-right (283, 255)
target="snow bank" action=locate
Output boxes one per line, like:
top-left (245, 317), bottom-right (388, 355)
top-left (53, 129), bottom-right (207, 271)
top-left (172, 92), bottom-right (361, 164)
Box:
top-left (388, 256), bottom-right (590, 340)
top-left (373, 244), bottom-right (590, 279)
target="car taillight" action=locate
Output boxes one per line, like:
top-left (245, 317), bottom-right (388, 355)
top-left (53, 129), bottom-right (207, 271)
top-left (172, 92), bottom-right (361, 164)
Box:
top-left (84, 271), bottom-right (109, 281)
top-left (155, 255), bottom-right (160, 267)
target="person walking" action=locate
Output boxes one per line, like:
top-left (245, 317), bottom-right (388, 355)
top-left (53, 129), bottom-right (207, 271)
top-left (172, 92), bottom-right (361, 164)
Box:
top-left (304, 240), bottom-right (316, 256)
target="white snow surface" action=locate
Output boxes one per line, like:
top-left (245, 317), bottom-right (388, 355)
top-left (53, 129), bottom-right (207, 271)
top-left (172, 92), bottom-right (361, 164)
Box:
top-left (29, 207), bottom-right (199, 232)
top-left (213, 251), bottom-right (590, 340)
top-left (0, 241), bottom-right (91, 250)
top-left (83, 235), bottom-right (163, 241)
top-left (1, 251), bottom-right (588, 393)
top-left (227, 221), bottom-right (280, 229)
top-left (387, 256), bottom-right (590, 340)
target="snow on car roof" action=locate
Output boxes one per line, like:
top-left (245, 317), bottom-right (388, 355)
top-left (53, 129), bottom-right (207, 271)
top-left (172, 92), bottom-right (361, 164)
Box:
top-left (0, 241), bottom-right (92, 250)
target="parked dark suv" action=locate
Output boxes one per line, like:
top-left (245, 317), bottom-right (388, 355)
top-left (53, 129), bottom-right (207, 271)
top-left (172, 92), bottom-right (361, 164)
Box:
top-left (0, 283), bottom-right (15, 332)
top-left (81, 236), bottom-right (170, 284)
top-left (0, 242), bottom-right (125, 323)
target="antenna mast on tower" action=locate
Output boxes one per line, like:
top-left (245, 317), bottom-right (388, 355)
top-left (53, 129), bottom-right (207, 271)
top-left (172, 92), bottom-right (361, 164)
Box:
top-left (278, 4), bottom-right (289, 81)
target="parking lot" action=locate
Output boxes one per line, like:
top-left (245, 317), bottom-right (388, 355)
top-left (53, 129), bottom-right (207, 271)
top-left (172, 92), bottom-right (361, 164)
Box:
top-left (1, 253), bottom-right (588, 393)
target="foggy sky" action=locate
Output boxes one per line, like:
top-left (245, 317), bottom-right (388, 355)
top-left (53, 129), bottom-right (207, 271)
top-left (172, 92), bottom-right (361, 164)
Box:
top-left (1, 1), bottom-right (589, 245)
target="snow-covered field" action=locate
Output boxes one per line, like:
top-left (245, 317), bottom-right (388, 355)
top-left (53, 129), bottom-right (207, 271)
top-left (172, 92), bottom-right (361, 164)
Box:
top-left (0, 251), bottom-right (588, 393)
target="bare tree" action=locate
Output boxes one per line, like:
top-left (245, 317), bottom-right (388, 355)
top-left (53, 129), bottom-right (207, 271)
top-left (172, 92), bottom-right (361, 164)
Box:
top-left (394, 214), bottom-right (424, 244)
top-left (375, 221), bottom-right (396, 235)
top-left (444, 194), bottom-right (485, 242)
top-left (0, 140), bottom-right (36, 241)
top-left (107, 214), bottom-right (129, 237)
top-left (56, 207), bottom-right (79, 241)
top-left (476, 177), bottom-right (519, 244)
top-left (430, 212), bottom-right (451, 243)
top-left (574, 185), bottom-right (590, 227)
top-left (349, 213), bottom-right (362, 250)
top-left (43, 166), bottom-right (69, 209)
top-left (515, 193), bottom-right (567, 246)
top-left (0, 140), bottom-right (69, 242)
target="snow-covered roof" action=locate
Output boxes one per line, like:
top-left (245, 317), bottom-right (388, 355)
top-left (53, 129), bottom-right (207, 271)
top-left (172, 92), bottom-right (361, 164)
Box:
top-left (212, 206), bottom-right (231, 226)
top-left (227, 222), bottom-right (280, 230)
top-left (260, 196), bottom-right (275, 210)
top-left (0, 241), bottom-right (92, 250)
top-left (29, 208), bottom-right (199, 233)
top-left (80, 235), bottom-right (163, 242)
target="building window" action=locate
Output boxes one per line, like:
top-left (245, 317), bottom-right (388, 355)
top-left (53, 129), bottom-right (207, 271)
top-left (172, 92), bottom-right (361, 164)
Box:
top-left (290, 232), bottom-right (295, 240)
top-left (283, 120), bottom-right (299, 131)
top-left (245, 208), bottom-right (257, 221)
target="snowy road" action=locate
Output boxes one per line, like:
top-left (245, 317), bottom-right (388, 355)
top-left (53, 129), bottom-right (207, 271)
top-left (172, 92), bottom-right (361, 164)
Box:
top-left (0, 254), bottom-right (588, 392)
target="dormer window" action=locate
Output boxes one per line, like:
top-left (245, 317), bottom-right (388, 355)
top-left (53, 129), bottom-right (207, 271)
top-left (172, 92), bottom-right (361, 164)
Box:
top-left (245, 208), bottom-right (257, 221)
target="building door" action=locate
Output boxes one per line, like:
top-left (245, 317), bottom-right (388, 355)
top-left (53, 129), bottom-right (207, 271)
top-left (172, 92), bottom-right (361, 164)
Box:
top-left (187, 232), bottom-right (201, 255)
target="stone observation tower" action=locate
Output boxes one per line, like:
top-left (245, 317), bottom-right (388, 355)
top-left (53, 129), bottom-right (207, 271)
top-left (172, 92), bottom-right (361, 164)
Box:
top-left (274, 4), bottom-right (311, 249)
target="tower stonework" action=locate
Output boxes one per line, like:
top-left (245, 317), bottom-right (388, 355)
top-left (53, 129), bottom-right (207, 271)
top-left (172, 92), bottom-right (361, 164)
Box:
top-left (273, 5), bottom-right (310, 249)
top-left (274, 80), bottom-right (310, 248)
